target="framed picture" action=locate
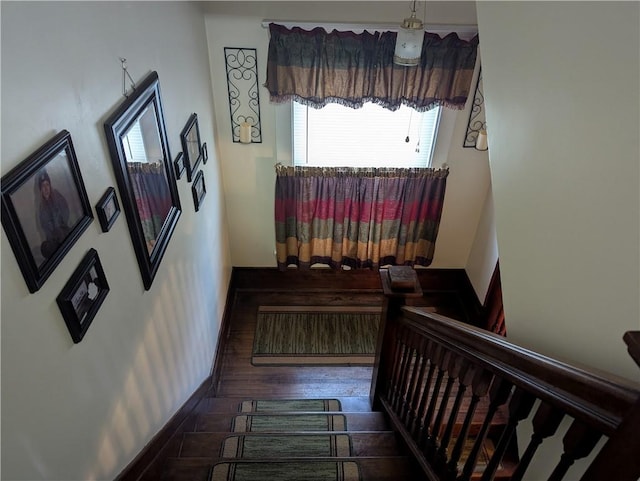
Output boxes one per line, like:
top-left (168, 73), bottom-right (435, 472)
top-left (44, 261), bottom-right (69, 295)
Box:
top-left (174, 152), bottom-right (185, 180)
top-left (180, 113), bottom-right (202, 182)
top-left (57, 248), bottom-right (109, 343)
top-left (1, 130), bottom-right (93, 293)
top-left (202, 142), bottom-right (208, 164)
top-left (192, 170), bottom-right (206, 212)
top-left (95, 187), bottom-right (120, 232)
top-left (103, 71), bottom-right (181, 291)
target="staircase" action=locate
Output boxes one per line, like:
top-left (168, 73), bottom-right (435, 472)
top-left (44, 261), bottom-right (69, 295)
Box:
top-left (141, 396), bottom-right (422, 481)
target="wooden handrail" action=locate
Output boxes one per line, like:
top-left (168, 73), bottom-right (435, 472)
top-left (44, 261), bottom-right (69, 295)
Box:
top-left (400, 307), bottom-right (638, 435)
top-left (372, 267), bottom-right (640, 481)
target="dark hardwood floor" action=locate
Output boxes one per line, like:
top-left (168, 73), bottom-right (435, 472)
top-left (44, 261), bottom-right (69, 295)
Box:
top-left (216, 290), bottom-right (382, 399)
top-left (214, 267), bottom-right (471, 398)
top-left (125, 268), bottom-right (478, 481)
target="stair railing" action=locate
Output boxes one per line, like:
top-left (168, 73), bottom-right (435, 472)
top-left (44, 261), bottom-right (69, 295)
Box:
top-left (371, 267), bottom-right (640, 481)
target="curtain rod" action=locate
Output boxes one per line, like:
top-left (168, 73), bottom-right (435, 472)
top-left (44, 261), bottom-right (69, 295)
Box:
top-left (261, 20), bottom-right (478, 39)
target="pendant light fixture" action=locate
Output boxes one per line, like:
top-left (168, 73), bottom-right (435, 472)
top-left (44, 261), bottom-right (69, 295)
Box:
top-left (393, 0), bottom-right (424, 67)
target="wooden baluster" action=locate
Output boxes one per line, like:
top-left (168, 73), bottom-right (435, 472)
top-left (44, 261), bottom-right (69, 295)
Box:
top-left (401, 337), bottom-right (429, 425)
top-left (406, 338), bottom-right (431, 430)
top-left (510, 402), bottom-right (564, 481)
top-left (412, 341), bottom-right (439, 439)
top-left (458, 377), bottom-right (513, 481)
top-left (396, 343), bottom-right (417, 416)
top-left (420, 349), bottom-right (452, 448)
top-left (399, 349), bottom-right (420, 423)
top-left (389, 326), bottom-right (411, 406)
top-left (386, 328), bottom-right (407, 404)
top-left (436, 360), bottom-right (474, 468)
top-left (427, 353), bottom-right (465, 455)
top-left (416, 344), bottom-right (445, 443)
top-left (392, 329), bottom-right (415, 412)
top-left (548, 421), bottom-right (602, 481)
top-left (479, 388), bottom-right (536, 481)
top-left (392, 326), bottom-right (414, 406)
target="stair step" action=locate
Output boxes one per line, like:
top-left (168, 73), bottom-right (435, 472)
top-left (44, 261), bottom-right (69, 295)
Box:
top-left (200, 396), bottom-right (372, 413)
top-left (179, 431), bottom-right (404, 458)
top-left (158, 456), bottom-right (421, 481)
top-left (194, 411), bottom-right (389, 433)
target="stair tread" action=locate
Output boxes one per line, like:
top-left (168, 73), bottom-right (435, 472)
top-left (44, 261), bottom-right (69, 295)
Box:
top-left (157, 456), bottom-right (421, 481)
top-left (194, 411), bottom-right (390, 433)
top-left (180, 431), bottom-right (404, 458)
top-left (200, 396), bottom-right (373, 413)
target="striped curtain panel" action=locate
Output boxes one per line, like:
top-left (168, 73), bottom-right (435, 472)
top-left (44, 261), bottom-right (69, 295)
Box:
top-left (275, 166), bottom-right (449, 270)
top-left (265, 23), bottom-right (479, 112)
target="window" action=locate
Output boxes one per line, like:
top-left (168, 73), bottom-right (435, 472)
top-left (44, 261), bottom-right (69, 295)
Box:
top-left (292, 101), bottom-right (441, 168)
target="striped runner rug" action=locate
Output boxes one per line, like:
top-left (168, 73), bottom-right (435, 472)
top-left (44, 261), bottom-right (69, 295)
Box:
top-left (231, 414), bottom-right (347, 432)
top-left (221, 433), bottom-right (352, 458)
top-left (239, 399), bottom-right (342, 412)
top-left (252, 306), bottom-right (381, 365)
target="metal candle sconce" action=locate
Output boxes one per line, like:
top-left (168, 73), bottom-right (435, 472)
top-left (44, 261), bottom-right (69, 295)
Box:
top-left (463, 67), bottom-right (487, 150)
top-left (224, 47), bottom-right (262, 144)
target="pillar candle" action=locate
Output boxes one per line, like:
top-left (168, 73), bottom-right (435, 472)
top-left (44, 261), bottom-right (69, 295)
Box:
top-left (239, 122), bottom-right (252, 144)
top-left (475, 130), bottom-right (488, 151)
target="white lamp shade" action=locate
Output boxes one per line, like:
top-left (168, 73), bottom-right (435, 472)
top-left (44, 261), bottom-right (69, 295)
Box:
top-left (393, 16), bottom-right (424, 66)
top-left (475, 130), bottom-right (488, 151)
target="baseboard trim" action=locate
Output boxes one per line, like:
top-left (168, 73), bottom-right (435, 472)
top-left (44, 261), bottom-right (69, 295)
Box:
top-left (115, 375), bottom-right (212, 481)
top-left (210, 268), bottom-right (239, 394)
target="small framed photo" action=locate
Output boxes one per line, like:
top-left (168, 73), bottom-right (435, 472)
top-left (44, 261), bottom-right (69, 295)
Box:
top-left (95, 187), bottom-right (120, 232)
top-left (174, 152), bottom-right (185, 180)
top-left (180, 113), bottom-right (203, 182)
top-left (57, 248), bottom-right (110, 343)
top-left (1, 130), bottom-right (93, 293)
top-left (202, 142), bottom-right (208, 164)
top-left (192, 170), bottom-right (206, 212)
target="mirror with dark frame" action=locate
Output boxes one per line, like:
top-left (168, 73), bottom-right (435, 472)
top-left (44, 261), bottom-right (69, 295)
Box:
top-left (180, 113), bottom-right (203, 182)
top-left (103, 71), bottom-right (181, 290)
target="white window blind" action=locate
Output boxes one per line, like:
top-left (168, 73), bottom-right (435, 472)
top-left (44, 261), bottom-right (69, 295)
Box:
top-left (123, 121), bottom-right (147, 163)
top-left (293, 101), bottom-right (441, 168)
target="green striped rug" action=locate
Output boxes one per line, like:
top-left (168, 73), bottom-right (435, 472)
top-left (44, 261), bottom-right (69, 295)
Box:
top-left (210, 461), bottom-right (360, 481)
top-left (231, 414), bottom-right (347, 432)
top-left (252, 306), bottom-right (381, 365)
top-left (221, 433), bottom-right (352, 458)
top-left (239, 399), bottom-right (342, 412)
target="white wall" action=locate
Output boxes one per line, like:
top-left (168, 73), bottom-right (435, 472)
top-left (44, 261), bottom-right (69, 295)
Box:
top-left (1, 2), bottom-right (231, 480)
top-left (466, 185), bottom-right (499, 302)
top-left (203, 1), bottom-right (494, 270)
top-left (476, 1), bottom-right (639, 381)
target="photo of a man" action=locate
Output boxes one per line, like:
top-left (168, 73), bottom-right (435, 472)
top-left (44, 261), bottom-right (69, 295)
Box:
top-left (36, 169), bottom-right (70, 259)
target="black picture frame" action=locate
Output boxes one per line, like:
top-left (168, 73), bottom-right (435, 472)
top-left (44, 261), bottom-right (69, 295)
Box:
top-left (103, 71), bottom-right (181, 291)
top-left (202, 142), bottom-right (208, 164)
top-left (1, 130), bottom-right (93, 293)
top-left (95, 187), bottom-right (120, 232)
top-left (180, 113), bottom-right (202, 182)
top-left (57, 248), bottom-right (109, 343)
top-left (192, 170), bottom-right (206, 212)
top-left (174, 152), bottom-right (185, 180)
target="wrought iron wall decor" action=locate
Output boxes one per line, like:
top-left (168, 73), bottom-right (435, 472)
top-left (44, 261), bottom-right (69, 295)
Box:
top-left (224, 47), bottom-right (262, 144)
top-left (463, 67), bottom-right (486, 148)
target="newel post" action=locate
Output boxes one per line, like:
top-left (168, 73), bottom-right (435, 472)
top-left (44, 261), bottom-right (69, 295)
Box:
top-left (579, 331), bottom-right (640, 481)
top-left (370, 266), bottom-right (423, 410)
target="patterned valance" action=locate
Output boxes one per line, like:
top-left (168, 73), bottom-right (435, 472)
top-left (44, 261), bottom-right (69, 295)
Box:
top-left (265, 23), bottom-right (479, 112)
